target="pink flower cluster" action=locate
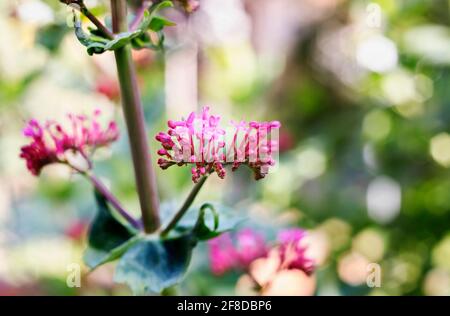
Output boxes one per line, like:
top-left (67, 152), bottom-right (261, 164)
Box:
top-left (155, 106), bottom-right (281, 183)
top-left (230, 119), bottom-right (281, 181)
top-left (277, 228), bottom-right (315, 275)
top-left (208, 229), bottom-right (268, 275)
top-left (20, 110), bottom-right (119, 175)
top-left (208, 228), bottom-right (315, 276)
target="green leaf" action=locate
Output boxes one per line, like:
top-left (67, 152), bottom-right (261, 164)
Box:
top-left (149, 16), bottom-right (176, 32)
top-left (74, 16), bottom-right (95, 47)
top-left (35, 24), bottom-right (68, 53)
top-left (83, 191), bottom-right (137, 269)
top-left (87, 27), bottom-right (111, 43)
top-left (110, 200), bottom-right (242, 294)
top-left (131, 32), bottom-right (160, 50)
top-left (103, 30), bottom-right (142, 51)
top-left (73, 14), bottom-right (107, 55)
top-left (192, 203), bottom-right (220, 240)
top-left (160, 201), bottom-right (245, 240)
top-left (84, 235), bottom-right (142, 270)
top-left (71, 2), bottom-right (174, 55)
top-left (138, 1), bottom-right (174, 31)
top-left (152, 0), bottom-right (174, 12)
top-left (86, 42), bottom-right (106, 56)
top-left (114, 234), bottom-right (197, 294)
top-left (131, 31), bottom-right (166, 50)
top-left (190, 203), bottom-right (244, 240)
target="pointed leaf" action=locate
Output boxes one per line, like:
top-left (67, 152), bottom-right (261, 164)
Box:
top-left (192, 203), bottom-right (220, 240)
top-left (131, 33), bottom-right (160, 50)
top-left (138, 1), bottom-right (174, 31)
top-left (103, 30), bottom-right (142, 51)
top-left (174, 203), bottom-right (245, 240)
top-left (83, 191), bottom-right (136, 269)
top-left (73, 14), bottom-right (107, 55)
top-left (114, 234), bottom-right (197, 294)
top-left (36, 24), bottom-right (68, 53)
top-left (86, 43), bottom-right (106, 56)
top-left (74, 16), bottom-right (95, 47)
top-left (149, 16), bottom-right (176, 32)
top-left (84, 235), bottom-right (142, 270)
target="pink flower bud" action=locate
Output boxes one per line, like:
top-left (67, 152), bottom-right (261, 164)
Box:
top-left (157, 149), bottom-right (168, 156)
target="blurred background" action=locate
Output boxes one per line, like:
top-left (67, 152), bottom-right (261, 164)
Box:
top-left (1, 0), bottom-right (450, 295)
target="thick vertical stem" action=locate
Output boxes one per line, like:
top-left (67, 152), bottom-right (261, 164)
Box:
top-left (111, 0), bottom-right (160, 233)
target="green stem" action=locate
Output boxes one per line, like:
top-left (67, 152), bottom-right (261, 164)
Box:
top-left (61, 0), bottom-right (114, 39)
top-left (87, 172), bottom-right (142, 230)
top-left (68, 161), bottom-right (141, 229)
top-left (160, 176), bottom-right (208, 236)
top-left (111, 0), bottom-right (160, 233)
top-left (79, 2), bottom-right (114, 39)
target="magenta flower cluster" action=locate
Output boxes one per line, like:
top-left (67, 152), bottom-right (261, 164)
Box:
top-left (208, 228), bottom-right (268, 275)
top-left (155, 106), bottom-right (281, 183)
top-left (20, 110), bottom-right (119, 175)
top-left (208, 228), bottom-right (315, 276)
top-left (277, 228), bottom-right (315, 275)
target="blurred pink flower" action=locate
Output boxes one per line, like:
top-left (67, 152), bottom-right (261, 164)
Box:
top-left (208, 233), bottom-right (236, 275)
top-left (95, 76), bottom-right (120, 101)
top-left (278, 130), bottom-right (295, 152)
top-left (235, 229), bottom-right (268, 267)
top-left (65, 219), bottom-right (88, 241)
top-left (208, 229), bottom-right (268, 275)
top-left (277, 228), bottom-right (315, 276)
top-left (209, 227), bottom-right (315, 282)
top-left (155, 106), bottom-right (280, 183)
top-left (20, 110), bottom-right (119, 175)
top-left (132, 49), bottom-right (155, 69)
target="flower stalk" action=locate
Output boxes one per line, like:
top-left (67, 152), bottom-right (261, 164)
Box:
top-left (161, 175), bottom-right (208, 236)
top-left (67, 159), bottom-right (141, 230)
top-left (61, 0), bottom-right (114, 39)
top-left (111, 0), bottom-right (160, 233)
top-left (86, 172), bottom-right (142, 230)
top-left (79, 2), bottom-right (114, 39)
